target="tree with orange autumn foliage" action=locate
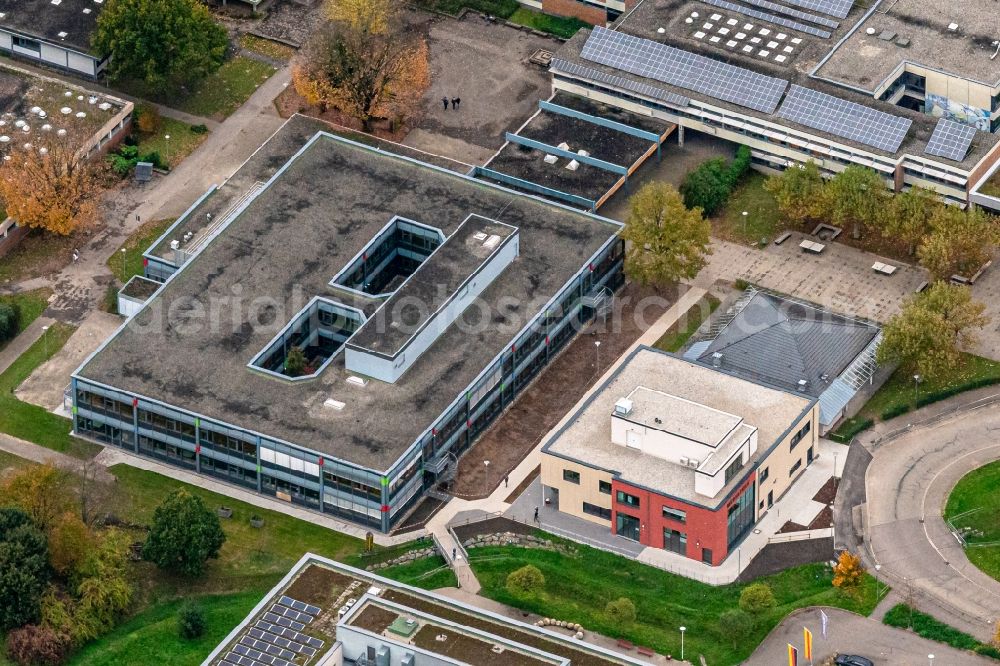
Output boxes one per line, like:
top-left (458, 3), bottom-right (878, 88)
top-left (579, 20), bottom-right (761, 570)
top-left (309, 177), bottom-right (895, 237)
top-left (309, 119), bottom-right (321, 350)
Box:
top-left (0, 134), bottom-right (99, 236)
top-left (832, 550), bottom-right (865, 591)
top-left (292, 0), bottom-right (430, 131)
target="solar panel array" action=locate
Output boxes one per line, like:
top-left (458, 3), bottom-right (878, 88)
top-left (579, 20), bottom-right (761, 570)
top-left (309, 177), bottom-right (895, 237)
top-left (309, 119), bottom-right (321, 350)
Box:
top-left (718, 0), bottom-right (839, 29)
top-left (550, 58), bottom-right (691, 108)
top-left (777, 85), bottom-right (912, 153)
top-left (781, 0), bottom-right (854, 19)
top-left (698, 0), bottom-right (832, 38)
top-left (581, 27), bottom-right (789, 113)
top-left (924, 117), bottom-right (977, 162)
top-left (218, 595), bottom-right (325, 666)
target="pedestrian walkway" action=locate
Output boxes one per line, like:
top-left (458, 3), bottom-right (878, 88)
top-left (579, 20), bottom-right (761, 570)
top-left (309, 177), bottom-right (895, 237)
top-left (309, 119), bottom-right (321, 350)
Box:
top-left (0, 432), bottom-right (113, 482)
top-left (0, 316), bottom-right (55, 375)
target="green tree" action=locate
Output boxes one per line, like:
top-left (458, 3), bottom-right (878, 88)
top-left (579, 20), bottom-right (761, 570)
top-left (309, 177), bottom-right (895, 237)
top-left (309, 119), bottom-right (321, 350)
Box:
top-left (764, 161), bottom-right (826, 227)
top-left (604, 596), bottom-right (636, 628)
top-left (622, 181), bottom-right (712, 286)
top-left (679, 157), bottom-right (731, 216)
top-left (718, 608), bottom-right (754, 648)
top-left (0, 302), bottom-right (19, 342)
top-left (738, 582), bottom-right (776, 616)
top-left (72, 529), bottom-right (133, 641)
top-left (285, 346), bottom-right (307, 376)
top-left (881, 186), bottom-right (939, 255)
top-left (822, 165), bottom-right (886, 239)
top-left (917, 206), bottom-right (999, 280)
top-left (143, 489), bottom-right (226, 577)
top-left (0, 508), bottom-right (50, 631)
top-left (92, 0), bottom-right (228, 89)
top-left (505, 564), bottom-right (545, 597)
top-left (876, 282), bottom-right (988, 380)
top-left (178, 603), bottom-right (207, 639)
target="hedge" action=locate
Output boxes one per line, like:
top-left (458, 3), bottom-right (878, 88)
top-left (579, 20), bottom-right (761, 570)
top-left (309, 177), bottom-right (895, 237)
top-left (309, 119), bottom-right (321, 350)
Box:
top-left (829, 417), bottom-right (873, 443)
top-left (880, 403), bottom-right (911, 421)
top-left (882, 604), bottom-right (999, 659)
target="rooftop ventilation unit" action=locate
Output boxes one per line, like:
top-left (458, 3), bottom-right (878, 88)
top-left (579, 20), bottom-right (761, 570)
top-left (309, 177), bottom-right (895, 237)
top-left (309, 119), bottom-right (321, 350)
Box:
top-left (712, 352), bottom-right (723, 367)
top-left (346, 376), bottom-right (368, 387)
top-left (679, 456), bottom-right (690, 466)
top-left (797, 379), bottom-right (808, 392)
top-left (947, 22), bottom-right (959, 31)
top-left (688, 459), bottom-right (700, 468)
top-left (323, 398), bottom-right (346, 410)
top-left (614, 398), bottom-right (633, 416)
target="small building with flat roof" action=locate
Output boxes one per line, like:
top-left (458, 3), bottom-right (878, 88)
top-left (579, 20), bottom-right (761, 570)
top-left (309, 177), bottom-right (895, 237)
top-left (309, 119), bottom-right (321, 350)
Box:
top-left (541, 346), bottom-right (818, 566)
top-left (0, 0), bottom-right (107, 77)
top-left (72, 115), bottom-right (624, 533)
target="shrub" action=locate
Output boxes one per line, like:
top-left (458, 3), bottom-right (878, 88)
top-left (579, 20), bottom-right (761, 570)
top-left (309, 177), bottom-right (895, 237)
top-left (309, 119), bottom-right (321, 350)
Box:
top-left (680, 157), bottom-right (731, 216)
top-left (135, 104), bottom-right (162, 135)
top-left (738, 582), bottom-right (776, 616)
top-left (5, 624), bottom-right (69, 666)
top-left (178, 603), bottom-right (207, 639)
top-left (140, 151), bottom-right (166, 170)
top-left (728, 145), bottom-right (752, 188)
top-left (880, 403), bottom-right (911, 421)
top-left (604, 597), bottom-right (636, 628)
top-left (829, 417), bottom-right (873, 443)
top-left (191, 124), bottom-right (209, 134)
top-left (718, 609), bottom-right (754, 648)
top-left (505, 565), bottom-right (545, 597)
top-left (0, 301), bottom-right (20, 342)
top-left (883, 604), bottom-right (980, 650)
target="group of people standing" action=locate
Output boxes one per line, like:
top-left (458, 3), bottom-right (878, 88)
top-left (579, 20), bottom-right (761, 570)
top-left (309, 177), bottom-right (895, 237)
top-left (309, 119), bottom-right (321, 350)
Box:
top-left (441, 96), bottom-right (462, 110)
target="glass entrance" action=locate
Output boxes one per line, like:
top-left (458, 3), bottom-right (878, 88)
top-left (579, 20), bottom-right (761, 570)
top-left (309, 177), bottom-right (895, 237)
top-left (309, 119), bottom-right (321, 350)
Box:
top-left (615, 512), bottom-right (640, 541)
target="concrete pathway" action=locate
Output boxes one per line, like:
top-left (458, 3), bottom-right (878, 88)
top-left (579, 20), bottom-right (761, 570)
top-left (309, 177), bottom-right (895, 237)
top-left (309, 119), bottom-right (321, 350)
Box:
top-left (861, 392), bottom-right (1000, 641)
top-left (749, 607), bottom-right (993, 665)
top-left (0, 315), bottom-right (54, 375)
top-left (0, 432), bottom-right (114, 482)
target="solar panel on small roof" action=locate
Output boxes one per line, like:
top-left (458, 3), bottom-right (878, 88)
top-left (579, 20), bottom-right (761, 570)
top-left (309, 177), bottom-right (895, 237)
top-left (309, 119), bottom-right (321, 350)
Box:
top-left (550, 58), bottom-right (690, 107)
top-left (776, 84), bottom-right (911, 153)
top-left (781, 0), bottom-right (853, 19)
top-left (580, 26), bottom-right (788, 114)
top-left (924, 117), bottom-right (977, 162)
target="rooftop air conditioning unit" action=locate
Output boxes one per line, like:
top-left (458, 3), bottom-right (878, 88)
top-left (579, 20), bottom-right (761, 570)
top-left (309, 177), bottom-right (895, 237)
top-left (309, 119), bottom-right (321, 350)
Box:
top-left (679, 456), bottom-right (690, 466)
top-left (347, 376), bottom-right (368, 387)
top-left (712, 352), bottom-right (723, 367)
top-left (169, 239), bottom-right (180, 250)
top-left (324, 398), bottom-right (346, 410)
top-left (797, 379), bottom-right (808, 392)
top-left (688, 459), bottom-right (700, 468)
top-left (614, 398), bottom-right (633, 416)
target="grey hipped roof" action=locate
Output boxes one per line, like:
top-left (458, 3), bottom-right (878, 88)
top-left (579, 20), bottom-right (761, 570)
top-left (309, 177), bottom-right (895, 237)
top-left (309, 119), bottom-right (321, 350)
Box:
top-left (695, 292), bottom-right (879, 397)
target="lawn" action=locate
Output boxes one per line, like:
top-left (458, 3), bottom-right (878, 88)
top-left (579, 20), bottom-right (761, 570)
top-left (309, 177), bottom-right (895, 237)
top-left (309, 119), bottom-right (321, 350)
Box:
top-left (239, 34), bottom-right (297, 62)
top-left (713, 172), bottom-right (783, 245)
top-left (107, 218), bottom-right (175, 284)
top-left (0, 321), bottom-right (100, 458)
top-left (652, 293), bottom-right (720, 353)
top-left (0, 230), bottom-right (76, 284)
top-left (508, 7), bottom-right (590, 38)
top-left (134, 118), bottom-right (209, 169)
top-left (469, 534), bottom-right (880, 665)
top-left (0, 288), bottom-right (52, 350)
top-left (174, 57), bottom-right (276, 120)
top-left (944, 460), bottom-right (1000, 581)
top-left (853, 353), bottom-right (1000, 425)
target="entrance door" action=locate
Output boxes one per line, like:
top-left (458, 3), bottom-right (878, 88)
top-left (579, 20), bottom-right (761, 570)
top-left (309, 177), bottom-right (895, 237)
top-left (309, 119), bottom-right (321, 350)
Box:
top-left (615, 513), bottom-right (641, 541)
top-left (767, 490), bottom-right (773, 508)
top-left (701, 547), bottom-right (713, 564)
top-left (807, 446), bottom-right (815, 464)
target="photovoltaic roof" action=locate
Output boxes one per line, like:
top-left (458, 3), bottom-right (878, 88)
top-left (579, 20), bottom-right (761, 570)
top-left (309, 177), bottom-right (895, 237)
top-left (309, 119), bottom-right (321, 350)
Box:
top-left (550, 58), bottom-right (691, 108)
top-left (580, 26), bottom-right (789, 114)
top-left (776, 84), bottom-right (912, 153)
top-left (924, 117), bottom-right (978, 162)
top-left (780, 0), bottom-right (854, 19)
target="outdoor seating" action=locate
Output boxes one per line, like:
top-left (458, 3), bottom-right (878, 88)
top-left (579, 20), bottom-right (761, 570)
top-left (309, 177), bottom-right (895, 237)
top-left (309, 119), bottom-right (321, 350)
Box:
top-left (774, 231), bottom-right (792, 245)
top-left (799, 240), bottom-right (825, 254)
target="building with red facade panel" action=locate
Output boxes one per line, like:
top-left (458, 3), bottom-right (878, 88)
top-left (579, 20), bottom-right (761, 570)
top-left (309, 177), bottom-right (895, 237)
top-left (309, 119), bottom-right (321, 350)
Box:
top-left (540, 346), bottom-right (819, 567)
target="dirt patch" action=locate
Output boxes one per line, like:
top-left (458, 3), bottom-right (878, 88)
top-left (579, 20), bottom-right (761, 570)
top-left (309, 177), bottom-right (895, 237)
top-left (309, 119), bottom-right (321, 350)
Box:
top-left (737, 537), bottom-right (835, 582)
top-left (284, 563), bottom-right (355, 607)
top-left (449, 281), bottom-right (679, 498)
top-left (393, 496), bottom-right (447, 534)
top-left (505, 465), bottom-right (539, 504)
top-left (452, 516), bottom-right (535, 543)
top-left (812, 477), bottom-right (837, 505)
top-left (350, 603), bottom-right (399, 634)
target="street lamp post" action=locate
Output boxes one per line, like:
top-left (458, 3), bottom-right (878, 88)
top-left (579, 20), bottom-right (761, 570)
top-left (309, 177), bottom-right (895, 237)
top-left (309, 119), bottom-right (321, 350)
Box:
top-left (874, 564), bottom-right (881, 599)
top-left (595, 340), bottom-right (601, 371)
top-left (120, 247), bottom-right (127, 281)
top-left (484, 459), bottom-right (490, 490)
top-left (679, 626), bottom-right (686, 661)
top-left (928, 654), bottom-right (934, 666)
top-left (41, 325), bottom-right (49, 358)
top-left (913, 374), bottom-right (921, 404)
top-left (742, 210), bottom-right (748, 237)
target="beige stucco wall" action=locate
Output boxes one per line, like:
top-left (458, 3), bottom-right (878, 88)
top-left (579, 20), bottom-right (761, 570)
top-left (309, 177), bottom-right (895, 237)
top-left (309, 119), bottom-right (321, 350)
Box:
top-left (753, 403), bottom-right (820, 519)
top-left (541, 454), bottom-right (614, 526)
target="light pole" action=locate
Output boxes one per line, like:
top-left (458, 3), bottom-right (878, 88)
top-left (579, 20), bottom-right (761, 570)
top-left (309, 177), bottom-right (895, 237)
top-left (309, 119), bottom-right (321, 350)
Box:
top-left (742, 210), bottom-right (748, 237)
top-left (928, 654), bottom-right (934, 666)
top-left (484, 459), bottom-right (490, 490)
top-left (913, 374), bottom-right (921, 405)
top-left (874, 564), bottom-right (881, 599)
top-left (595, 340), bottom-right (601, 374)
top-left (41, 325), bottom-right (49, 358)
top-left (120, 247), bottom-right (127, 281)
top-left (679, 626), bottom-right (686, 661)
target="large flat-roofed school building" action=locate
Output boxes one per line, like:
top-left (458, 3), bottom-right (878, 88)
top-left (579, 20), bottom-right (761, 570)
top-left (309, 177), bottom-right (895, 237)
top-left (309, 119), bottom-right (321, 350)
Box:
top-left (72, 116), bottom-right (624, 533)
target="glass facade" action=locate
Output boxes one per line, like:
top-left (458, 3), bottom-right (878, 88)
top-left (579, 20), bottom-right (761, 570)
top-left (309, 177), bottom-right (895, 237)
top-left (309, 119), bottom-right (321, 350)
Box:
top-left (76, 236), bottom-right (625, 532)
top-left (726, 482), bottom-right (756, 548)
top-left (616, 512), bottom-right (640, 541)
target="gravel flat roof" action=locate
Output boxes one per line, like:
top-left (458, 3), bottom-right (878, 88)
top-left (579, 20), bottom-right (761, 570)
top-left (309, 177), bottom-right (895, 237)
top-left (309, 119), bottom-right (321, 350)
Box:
top-left (78, 119), bottom-right (620, 472)
top-left (0, 0), bottom-right (102, 55)
top-left (544, 347), bottom-right (814, 506)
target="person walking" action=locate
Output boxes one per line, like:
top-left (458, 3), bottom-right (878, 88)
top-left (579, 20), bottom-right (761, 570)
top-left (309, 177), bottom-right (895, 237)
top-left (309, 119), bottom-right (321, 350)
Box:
top-left (453, 97), bottom-right (461, 110)
top-left (441, 96), bottom-right (449, 110)
top-left (504, 475), bottom-right (509, 488)
top-left (452, 547), bottom-right (457, 560)
top-left (533, 506), bottom-right (539, 523)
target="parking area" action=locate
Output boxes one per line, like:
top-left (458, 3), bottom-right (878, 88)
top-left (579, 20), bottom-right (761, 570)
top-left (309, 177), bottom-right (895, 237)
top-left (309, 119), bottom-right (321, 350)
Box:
top-left (402, 13), bottom-right (557, 164)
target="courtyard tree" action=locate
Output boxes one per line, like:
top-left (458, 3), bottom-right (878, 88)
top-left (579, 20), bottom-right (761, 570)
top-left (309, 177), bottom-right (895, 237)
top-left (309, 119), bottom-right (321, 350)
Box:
top-left (292, 0), bottom-right (430, 131)
top-left (831, 550), bottom-right (864, 591)
top-left (881, 186), bottom-right (938, 256)
top-left (821, 165), bottom-right (886, 239)
top-left (47, 512), bottom-right (93, 578)
top-left (505, 564), bottom-right (545, 597)
top-left (917, 205), bottom-right (1000, 281)
top-left (0, 508), bottom-right (50, 630)
top-left (679, 157), bottom-right (732, 216)
top-left (0, 137), bottom-right (100, 236)
top-left (622, 181), bottom-right (712, 286)
top-left (604, 596), bottom-right (637, 628)
top-left (738, 582), bottom-right (776, 617)
top-left (92, 0), bottom-right (227, 89)
top-left (285, 346), bottom-right (307, 376)
top-left (876, 282), bottom-right (988, 381)
top-left (718, 608), bottom-right (754, 648)
top-left (143, 489), bottom-right (226, 577)
top-left (764, 161), bottom-right (825, 227)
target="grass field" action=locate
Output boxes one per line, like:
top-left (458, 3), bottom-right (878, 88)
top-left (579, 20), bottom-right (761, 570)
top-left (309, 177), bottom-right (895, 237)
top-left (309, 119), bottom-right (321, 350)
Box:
top-left (134, 118), bottom-right (209, 169)
top-left (508, 7), bottom-right (590, 38)
top-left (174, 58), bottom-right (276, 120)
top-left (714, 172), bottom-right (783, 245)
top-left (0, 288), bottom-right (51, 350)
top-left (469, 535), bottom-right (879, 665)
top-left (944, 460), bottom-right (1000, 581)
top-left (107, 218), bottom-right (175, 284)
top-left (652, 293), bottom-right (720, 353)
top-left (0, 321), bottom-right (100, 458)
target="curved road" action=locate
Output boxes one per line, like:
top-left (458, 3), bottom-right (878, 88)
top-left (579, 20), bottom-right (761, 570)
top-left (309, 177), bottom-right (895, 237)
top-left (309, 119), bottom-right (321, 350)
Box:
top-left (864, 396), bottom-right (1000, 640)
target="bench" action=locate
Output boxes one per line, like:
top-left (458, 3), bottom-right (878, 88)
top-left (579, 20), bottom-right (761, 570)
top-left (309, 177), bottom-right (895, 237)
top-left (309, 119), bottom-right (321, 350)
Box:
top-left (950, 274), bottom-right (971, 285)
top-left (637, 646), bottom-right (656, 657)
top-left (799, 240), bottom-right (826, 254)
top-left (774, 231), bottom-right (792, 245)
top-left (915, 281), bottom-right (928, 293)
top-left (872, 262), bottom-right (897, 275)
top-left (616, 639), bottom-right (634, 650)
